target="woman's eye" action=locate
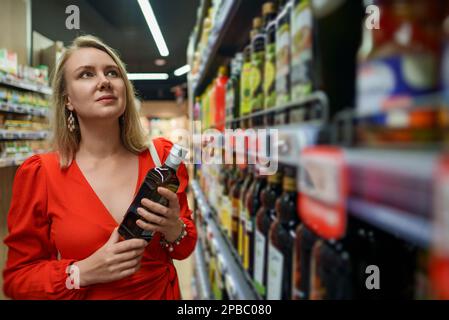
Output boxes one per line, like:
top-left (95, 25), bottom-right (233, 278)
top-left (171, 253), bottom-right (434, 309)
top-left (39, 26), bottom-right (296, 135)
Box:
top-left (106, 70), bottom-right (119, 77)
top-left (80, 71), bottom-right (93, 78)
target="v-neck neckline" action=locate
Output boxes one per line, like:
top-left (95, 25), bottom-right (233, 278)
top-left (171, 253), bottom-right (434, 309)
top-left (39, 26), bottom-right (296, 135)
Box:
top-left (72, 152), bottom-right (143, 227)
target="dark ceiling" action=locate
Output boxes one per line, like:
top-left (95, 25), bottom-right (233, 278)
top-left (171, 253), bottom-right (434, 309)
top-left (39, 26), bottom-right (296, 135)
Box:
top-left (32, 0), bottom-right (200, 101)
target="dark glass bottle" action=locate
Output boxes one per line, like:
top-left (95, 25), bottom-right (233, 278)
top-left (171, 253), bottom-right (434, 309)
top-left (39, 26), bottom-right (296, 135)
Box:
top-left (292, 225), bottom-right (317, 299)
top-left (245, 168), bottom-right (267, 276)
top-left (254, 169), bottom-right (283, 298)
top-left (267, 166), bottom-right (300, 300)
top-left (231, 167), bottom-right (246, 251)
top-left (119, 144), bottom-right (187, 241)
top-left (239, 166), bottom-right (254, 262)
top-left (226, 54), bottom-right (243, 129)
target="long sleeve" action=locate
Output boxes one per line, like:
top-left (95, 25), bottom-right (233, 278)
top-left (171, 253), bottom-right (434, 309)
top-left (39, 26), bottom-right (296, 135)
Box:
top-left (154, 137), bottom-right (198, 260)
top-left (3, 155), bottom-right (88, 300)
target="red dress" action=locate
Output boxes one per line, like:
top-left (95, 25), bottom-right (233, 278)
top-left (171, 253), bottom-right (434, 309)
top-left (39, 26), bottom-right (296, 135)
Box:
top-left (3, 137), bottom-right (197, 300)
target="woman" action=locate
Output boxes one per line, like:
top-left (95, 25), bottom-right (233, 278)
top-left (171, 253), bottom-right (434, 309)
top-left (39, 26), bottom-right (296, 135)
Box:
top-left (3, 35), bottom-right (197, 299)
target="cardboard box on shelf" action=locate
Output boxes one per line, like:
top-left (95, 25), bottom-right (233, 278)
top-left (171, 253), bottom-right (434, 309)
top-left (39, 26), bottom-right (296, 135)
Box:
top-left (39, 41), bottom-right (65, 78)
top-left (0, 49), bottom-right (18, 75)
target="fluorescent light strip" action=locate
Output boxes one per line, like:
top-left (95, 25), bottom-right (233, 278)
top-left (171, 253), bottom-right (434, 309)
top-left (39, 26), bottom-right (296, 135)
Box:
top-left (127, 73), bottom-right (169, 80)
top-left (174, 64), bottom-right (191, 76)
top-left (137, 0), bottom-right (169, 57)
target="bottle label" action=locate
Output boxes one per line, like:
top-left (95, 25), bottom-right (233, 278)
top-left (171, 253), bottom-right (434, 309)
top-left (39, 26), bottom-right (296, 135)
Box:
top-left (243, 218), bottom-right (251, 270)
top-left (291, 0), bottom-right (313, 101)
top-left (232, 198), bottom-right (240, 236)
top-left (298, 146), bottom-right (347, 240)
top-left (254, 229), bottom-right (266, 295)
top-left (221, 197), bottom-right (232, 237)
top-left (251, 49), bottom-right (265, 112)
top-left (226, 85), bottom-right (235, 121)
top-left (264, 42), bottom-right (277, 109)
top-left (238, 208), bottom-right (247, 257)
top-left (241, 62), bottom-right (253, 115)
top-left (267, 242), bottom-right (284, 300)
top-left (356, 54), bottom-right (439, 116)
top-left (276, 19), bottom-right (291, 106)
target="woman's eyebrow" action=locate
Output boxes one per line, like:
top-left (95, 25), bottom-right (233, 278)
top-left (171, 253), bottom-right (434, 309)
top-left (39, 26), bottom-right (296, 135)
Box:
top-left (74, 65), bottom-right (119, 72)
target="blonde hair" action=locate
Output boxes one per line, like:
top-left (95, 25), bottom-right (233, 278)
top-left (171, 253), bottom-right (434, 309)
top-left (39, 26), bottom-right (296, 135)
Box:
top-left (51, 35), bottom-right (147, 168)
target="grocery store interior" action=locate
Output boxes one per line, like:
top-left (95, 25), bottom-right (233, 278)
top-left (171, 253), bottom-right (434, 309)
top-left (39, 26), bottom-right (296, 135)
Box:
top-left (1, 0), bottom-right (449, 300)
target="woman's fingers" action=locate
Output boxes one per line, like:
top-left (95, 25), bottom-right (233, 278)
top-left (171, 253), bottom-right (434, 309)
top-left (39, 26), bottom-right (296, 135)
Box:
top-left (137, 207), bottom-right (167, 226)
top-left (114, 247), bottom-right (145, 263)
top-left (136, 218), bottom-right (161, 233)
top-left (113, 238), bottom-right (147, 254)
top-left (112, 258), bottom-right (141, 273)
top-left (141, 198), bottom-right (169, 217)
top-left (157, 187), bottom-right (180, 210)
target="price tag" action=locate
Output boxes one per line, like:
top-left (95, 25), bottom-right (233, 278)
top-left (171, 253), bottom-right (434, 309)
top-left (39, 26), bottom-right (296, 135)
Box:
top-left (298, 146), bottom-right (347, 240)
top-left (430, 155), bottom-right (449, 299)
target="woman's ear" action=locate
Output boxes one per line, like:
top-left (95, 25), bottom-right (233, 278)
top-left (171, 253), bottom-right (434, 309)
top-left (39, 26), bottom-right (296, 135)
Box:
top-left (65, 95), bottom-right (74, 111)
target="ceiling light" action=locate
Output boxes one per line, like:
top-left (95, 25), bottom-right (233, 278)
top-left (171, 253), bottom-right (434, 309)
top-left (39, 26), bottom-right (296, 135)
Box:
top-left (127, 73), bottom-right (169, 80)
top-left (174, 64), bottom-right (191, 77)
top-left (154, 59), bottom-right (166, 66)
top-left (137, 0), bottom-right (169, 57)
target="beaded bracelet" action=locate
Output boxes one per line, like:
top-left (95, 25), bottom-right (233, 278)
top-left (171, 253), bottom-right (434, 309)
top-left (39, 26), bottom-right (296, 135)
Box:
top-left (160, 219), bottom-right (188, 252)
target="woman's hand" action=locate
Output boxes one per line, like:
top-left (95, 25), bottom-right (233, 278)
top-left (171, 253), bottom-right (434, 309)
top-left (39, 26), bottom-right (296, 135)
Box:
top-left (136, 187), bottom-right (184, 243)
top-left (73, 227), bottom-right (147, 287)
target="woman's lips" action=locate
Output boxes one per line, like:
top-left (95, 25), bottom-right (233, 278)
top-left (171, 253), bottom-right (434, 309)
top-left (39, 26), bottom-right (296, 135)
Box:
top-left (96, 95), bottom-right (117, 104)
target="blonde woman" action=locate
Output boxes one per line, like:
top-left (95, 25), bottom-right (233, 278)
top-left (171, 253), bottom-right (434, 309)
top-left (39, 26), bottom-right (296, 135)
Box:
top-left (3, 35), bottom-right (197, 299)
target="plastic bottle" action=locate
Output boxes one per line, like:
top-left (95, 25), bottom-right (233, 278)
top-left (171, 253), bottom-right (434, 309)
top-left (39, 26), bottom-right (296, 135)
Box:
top-left (119, 144), bottom-right (187, 241)
top-left (275, 0), bottom-right (293, 116)
top-left (290, 0), bottom-right (313, 102)
top-left (214, 66), bottom-right (229, 132)
top-left (264, 2), bottom-right (279, 125)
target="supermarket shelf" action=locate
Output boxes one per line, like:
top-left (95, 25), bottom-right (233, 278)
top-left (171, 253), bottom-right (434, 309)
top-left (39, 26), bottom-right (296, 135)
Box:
top-left (0, 129), bottom-right (49, 140)
top-left (347, 198), bottom-right (432, 249)
top-left (226, 91), bottom-right (329, 126)
top-left (0, 155), bottom-right (31, 168)
top-left (0, 75), bottom-right (52, 95)
top-left (0, 102), bottom-right (49, 117)
top-left (194, 240), bottom-right (214, 300)
top-left (344, 148), bottom-right (437, 248)
top-left (192, 0), bottom-right (267, 95)
top-left (191, 180), bottom-right (260, 300)
top-left (191, 0), bottom-right (210, 52)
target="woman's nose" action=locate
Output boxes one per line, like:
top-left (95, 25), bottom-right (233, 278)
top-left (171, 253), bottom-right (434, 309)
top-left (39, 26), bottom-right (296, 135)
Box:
top-left (97, 75), bottom-right (111, 90)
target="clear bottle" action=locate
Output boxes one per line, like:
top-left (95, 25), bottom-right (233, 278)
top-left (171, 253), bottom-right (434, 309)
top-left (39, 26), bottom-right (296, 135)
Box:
top-left (240, 45), bottom-right (253, 129)
top-left (275, 0), bottom-right (293, 117)
top-left (254, 169), bottom-right (283, 298)
top-left (264, 2), bottom-right (279, 126)
top-left (119, 144), bottom-right (187, 241)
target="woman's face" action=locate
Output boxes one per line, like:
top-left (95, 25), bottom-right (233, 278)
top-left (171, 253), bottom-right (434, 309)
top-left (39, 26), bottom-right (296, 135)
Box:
top-left (64, 47), bottom-right (126, 122)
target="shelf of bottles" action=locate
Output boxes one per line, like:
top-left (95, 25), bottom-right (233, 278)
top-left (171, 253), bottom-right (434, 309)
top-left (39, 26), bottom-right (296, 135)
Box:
top-left (192, 180), bottom-right (261, 300)
top-left (189, 0), bottom-right (449, 299)
top-left (0, 69), bottom-right (52, 167)
top-left (193, 240), bottom-right (214, 300)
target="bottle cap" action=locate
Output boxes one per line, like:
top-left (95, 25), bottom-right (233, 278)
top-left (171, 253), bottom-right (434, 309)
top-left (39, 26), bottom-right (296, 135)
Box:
top-left (263, 2), bottom-right (276, 15)
top-left (165, 144), bottom-right (188, 170)
top-left (253, 17), bottom-right (262, 29)
top-left (218, 66), bottom-right (228, 76)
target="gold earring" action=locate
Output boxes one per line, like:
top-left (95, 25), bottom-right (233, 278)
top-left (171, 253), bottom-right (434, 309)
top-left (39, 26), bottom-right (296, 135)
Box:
top-left (67, 111), bottom-right (76, 132)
